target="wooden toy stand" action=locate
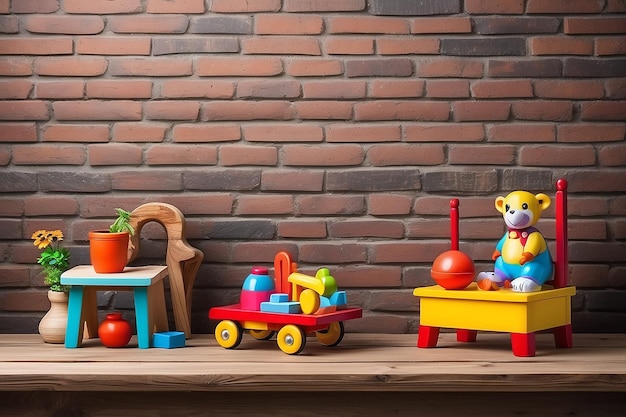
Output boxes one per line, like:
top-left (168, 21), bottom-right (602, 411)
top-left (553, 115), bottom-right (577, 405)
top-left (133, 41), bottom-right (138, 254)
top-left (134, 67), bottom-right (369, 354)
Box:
top-left (413, 179), bottom-right (575, 357)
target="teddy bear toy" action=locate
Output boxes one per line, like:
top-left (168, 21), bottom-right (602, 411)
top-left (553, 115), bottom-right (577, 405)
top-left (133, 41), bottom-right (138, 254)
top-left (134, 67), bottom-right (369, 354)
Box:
top-left (477, 190), bottom-right (553, 293)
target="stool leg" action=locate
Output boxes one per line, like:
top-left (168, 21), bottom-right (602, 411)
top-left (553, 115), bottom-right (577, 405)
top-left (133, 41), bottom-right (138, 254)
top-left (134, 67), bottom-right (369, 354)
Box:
top-left (511, 332), bottom-right (536, 357)
top-left (554, 324), bottom-right (573, 348)
top-left (457, 329), bottom-right (478, 343)
top-left (65, 286), bottom-right (85, 348)
top-left (417, 325), bottom-right (440, 348)
top-left (133, 287), bottom-right (151, 349)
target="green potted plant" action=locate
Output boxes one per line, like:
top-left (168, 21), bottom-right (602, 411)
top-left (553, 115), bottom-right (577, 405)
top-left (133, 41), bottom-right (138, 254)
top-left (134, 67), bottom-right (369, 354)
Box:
top-left (32, 229), bottom-right (71, 343)
top-left (89, 208), bottom-right (135, 273)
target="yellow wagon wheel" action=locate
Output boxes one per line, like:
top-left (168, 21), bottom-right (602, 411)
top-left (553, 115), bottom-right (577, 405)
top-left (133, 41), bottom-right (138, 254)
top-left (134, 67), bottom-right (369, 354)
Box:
top-left (277, 324), bottom-right (306, 355)
top-left (316, 321), bottom-right (345, 347)
top-left (249, 329), bottom-right (274, 340)
top-left (215, 320), bottom-right (242, 349)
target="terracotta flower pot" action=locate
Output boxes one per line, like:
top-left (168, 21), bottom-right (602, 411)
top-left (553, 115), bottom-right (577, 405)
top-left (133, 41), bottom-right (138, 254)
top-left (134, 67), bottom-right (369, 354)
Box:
top-left (89, 230), bottom-right (129, 273)
top-left (38, 290), bottom-right (68, 344)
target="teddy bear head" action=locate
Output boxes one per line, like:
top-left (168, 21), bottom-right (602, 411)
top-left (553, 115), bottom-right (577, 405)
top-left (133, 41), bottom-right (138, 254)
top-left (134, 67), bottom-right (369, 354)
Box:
top-left (495, 190), bottom-right (551, 230)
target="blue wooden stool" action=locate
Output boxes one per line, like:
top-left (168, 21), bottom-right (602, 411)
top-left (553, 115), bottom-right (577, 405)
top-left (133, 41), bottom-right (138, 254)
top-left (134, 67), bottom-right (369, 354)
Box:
top-left (61, 265), bottom-right (169, 349)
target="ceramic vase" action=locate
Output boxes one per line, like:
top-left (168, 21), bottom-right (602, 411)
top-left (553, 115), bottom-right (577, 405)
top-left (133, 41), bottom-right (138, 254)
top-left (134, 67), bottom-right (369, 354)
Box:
top-left (38, 290), bottom-right (68, 344)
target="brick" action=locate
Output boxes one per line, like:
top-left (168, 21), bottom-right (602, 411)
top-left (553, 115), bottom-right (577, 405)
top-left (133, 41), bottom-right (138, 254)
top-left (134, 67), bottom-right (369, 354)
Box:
top-left (369, 0), bottom-right (460, 15)
top-left (173, 124), bottom-right (240, 143)
top-left (406, 123), bottom-right (485, 142)
top-left (24, 16), bottom-right (104, 34)
top-left (235, 195), bottom-right (294, 215)
top-left (500, 168), bottom-right (554, 191)
top-left (356, 101), bottom-right (449, 121)
top-left (327, 168), bottom-right (420, 192)
top-left (449, 144), bottom-right (516, 165)
top-left (345, 58), bottom-right (413, 77)
top-left (596, 37), bottom-right (626, 56)
top-left (0, 58), bottom-right (33, 76)
top-left (108, 58), bottom-right (192, 77)
top-left (297, 195), bottom-right (365, 215)
top-left (0, 172), bottom-right (36, 192)
top-left (426, 80), bottom-right (469, 98)
top-left (111, 171), bottom-right (183, 191)
top-left (417, 58), bottom-right (483, 78)
top-left (565, 17), bottom-right (626, 34)
top-left (0, 290), bottom-right (49, 311)
top-left (237, 80), bottom-right (301, 99)
top-left (533, 80), bottom-right (604, 100)
top-left (598, 143), bottom-right (626, 167)
top-left (86, 80), bottom-right (152, 99)
top-left (0, 101), bottom-right (48, 121)
top-left (63, 0), bottom-right (142, 14)
top-left (377, 38), bottom-right (439, 55)
top-left (146, 0), bottom-right (205, 13)
top-left (530, 36), bottom-right (593, 56)
top-left (196, 57), bottom-right (282, 76)
top-left (329, 219), bottom-right (404, 239)
top-left (285, 59), bottom-right (343, 77)
top-left (581, 101), bottom-right (626, 121)
top-left (302, 80), bottom-right (366, 99)
top-left (145, 101), bottom-right (200, 121)
top-left (184, 169), bottom-right (260, 191)
top-left (277, 220), bottom-right (327, 239)
top-left (564, 58), bottom-right (626, 77)
top-left (282, 144), bottom-right (364, 166)
top-left (570, 241), bottom-right (626, 262)
top-left (220, 145), bottom-right (278, 166)
top-left (38, 172), bottom-right (110, 193)
top-left (11, 0), bottom-right (60, 13)
top-left (0, 79), bottom-right (32, 99)
top-left (35, 81), bottom-right (84, 99)
top-left (369, 80), bottom-right (424, 98)
top-left (442, 38), bottom-right (526, 56)
top-left (210, 0), bottom-right (281, 13)
top-left (160, 80), bottom-right (234, 99)
top-left (527, 0), bottom-right (604, 14)
top-left (471, 79), bottom-right (532, 98)
top-left (329, 16), bottom-right (408, 34)
top-left (324, 37), bottom-right (374, 55)
top-left (607, 0), bottom-right (626, 12)
top-left (243, 124), bottom-right (323, 142)
top-left (112, 123), bottom-right (167, 143)
top-left (43, 124), bottom-right (109, 143)
top-left (295, 101), bottom-right (352, 120)
top-left (88, 143), bottom-right (143, 166)
top-left (76, 36), bottom-right (151, 55)
top-left (453, 101), bottom-right (510, 122)
top-left (411, 17), bottom-right (471, 33)
top-left (557, 124), bottom-right (626, 143)
top-left (189, 16), bottom-right (252, 34)
top-left (0, 38), bottom-right (72, 55)
top-left (261, 169), bottom-right (324, 191)
top-left (371, 241), bottom-right (448, 263)
top-left (0, 265), bottom-right (30, 287)
top-left (465, 0), bottom-right (524, 14)
top-left (487, 123), bottom-right (555, 143)
top-left (242, 36), bottom-right (321, 55)
top-left (0, 16), bottom-right (18, 33)
top-left (422, 170), bottom-right (498, 193)
top-left (152, 37), bottom-right (238, 55)
top-left (367, 144), bottom-right (444, 166)
top-left (283, 0), bottom-right (365, 12)
top-left (368, 194), bottom-right (413, 216)
top-left (109, 15), bottom-right (189, 34)
top-left (569, 264), bottom-right (609, 288)
top-left (202, 101), bottom-right (293, 121)
top-left (12, 144), bottom-right (84, 165)
top-left (512, 101), bottom-right (573, 121)
top-left (146, 145), bottom-right (218, 166)
top-left (0, 123), bottom-right (37, 142)
top-left (230, 242), bottom-right (298, 263)
top-left (519, 145), bottom-right (596, 167)
top-left (34, 57), bottom-right (108, 76)
top-left (300, 243), bottom-right (367, 263)
top-left (474, 17), bottom-right (560, 35)
top-left (53, 100), bottom-right (141, 121)
top-left (256, 14), bottom-right (323, 35)
top-left (160, 194), bottom-right (233, 215)
top-left (207, 220), bottom-right (275, 240)
top-left (326, 124), bottom-right (401, 143)
top-left (488, 58), bottom-right (562, 77)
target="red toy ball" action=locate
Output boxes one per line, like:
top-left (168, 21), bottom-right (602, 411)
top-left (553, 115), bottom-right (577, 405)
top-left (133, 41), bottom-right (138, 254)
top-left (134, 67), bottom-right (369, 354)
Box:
top-left (431, 250), bottom-right (475, 290)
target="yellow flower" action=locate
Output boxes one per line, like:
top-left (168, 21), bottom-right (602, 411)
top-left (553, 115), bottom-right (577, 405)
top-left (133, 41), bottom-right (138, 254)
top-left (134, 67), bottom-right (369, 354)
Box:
top-left (50, 230), bottom-right (64, 243)
top-left (31, 229), bottom-right (50, 249)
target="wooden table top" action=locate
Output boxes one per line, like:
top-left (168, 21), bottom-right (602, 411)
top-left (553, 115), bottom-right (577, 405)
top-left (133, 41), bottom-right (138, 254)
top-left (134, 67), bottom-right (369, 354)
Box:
top-left (1, 333), bottom-right (625, 392)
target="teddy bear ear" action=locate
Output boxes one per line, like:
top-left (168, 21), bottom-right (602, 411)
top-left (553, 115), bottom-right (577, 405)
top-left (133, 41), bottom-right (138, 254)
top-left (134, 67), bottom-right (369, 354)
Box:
top-left (495, 196), bottom-right (506, 213)
top-left (535, 193), bottom-right (551, 210)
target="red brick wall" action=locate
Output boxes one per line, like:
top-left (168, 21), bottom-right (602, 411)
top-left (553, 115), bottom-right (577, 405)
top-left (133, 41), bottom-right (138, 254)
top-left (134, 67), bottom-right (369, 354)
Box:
top-left (1, 0), bottom-right (625, 335)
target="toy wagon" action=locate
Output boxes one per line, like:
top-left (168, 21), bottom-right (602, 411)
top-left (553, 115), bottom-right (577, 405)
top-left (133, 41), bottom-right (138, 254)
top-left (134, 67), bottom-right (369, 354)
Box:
top-left (208, 252), bottom-right (362, 355)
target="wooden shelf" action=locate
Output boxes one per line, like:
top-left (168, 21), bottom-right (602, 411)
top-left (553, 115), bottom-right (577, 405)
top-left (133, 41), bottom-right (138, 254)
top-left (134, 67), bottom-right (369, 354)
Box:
top-left (1, 333), bottom-right (625, 416)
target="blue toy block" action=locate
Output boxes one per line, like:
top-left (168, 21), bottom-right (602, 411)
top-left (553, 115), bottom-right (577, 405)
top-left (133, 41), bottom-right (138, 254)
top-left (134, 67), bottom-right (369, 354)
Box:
top-left (152, 331), bottom-right (185, 349)
top-left (260, 299), bottom-right (302, 314)
top-left (329, 290), bottom-right (347, 306)
top-left (269, 293), bottom-right (290, 303)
